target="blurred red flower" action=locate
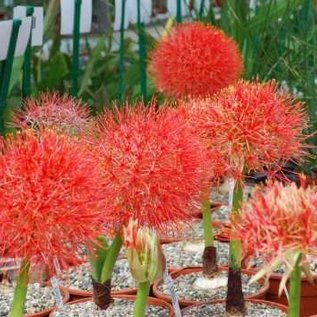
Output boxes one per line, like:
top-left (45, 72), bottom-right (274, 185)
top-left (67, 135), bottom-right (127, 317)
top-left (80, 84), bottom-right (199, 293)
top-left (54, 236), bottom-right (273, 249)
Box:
top-left (96, 103), bottom-right (210, 233)
top-left (236, 182), bottom-right (317, 271)
top-left (191, 80), bottom-right (308, 180)
top-left (12, 93), bottom-right (91, 135)
top-left (148, 22), bottom-right (243, 98)
top-left (0, 130), bottom-right (105, 275)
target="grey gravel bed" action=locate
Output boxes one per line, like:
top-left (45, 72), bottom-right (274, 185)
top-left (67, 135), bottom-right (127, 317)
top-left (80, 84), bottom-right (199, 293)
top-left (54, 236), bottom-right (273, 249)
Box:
top-left (182, 301), bottom-right (287, 317)
top-left (0, 283), bottom-right (57, 316)
top-left (162, 240), bottom-right (229, 270)
top-left (52, 298), bottom-right (170, 317)
top-left (60, 259), bottom-right (135, 293)
top-left (157, 271), bottom-right (262, 302)
top-left (212, 205), bottom-right (231, 223)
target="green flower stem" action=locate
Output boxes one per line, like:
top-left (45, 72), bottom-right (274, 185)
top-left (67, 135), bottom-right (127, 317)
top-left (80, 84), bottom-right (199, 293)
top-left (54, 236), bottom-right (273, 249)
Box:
top-left (229, 179), bottom-right (243, 269)
top-left (288, 254), bottom-right (302, 317)
top-left (100, 234), bottom-right (122, 283)
top-left (10, 259), bottom-right (30, 317)
top-left (133, 281), bottom-right (151, 317)
top-left (202, 200), bottom-right (214, 248)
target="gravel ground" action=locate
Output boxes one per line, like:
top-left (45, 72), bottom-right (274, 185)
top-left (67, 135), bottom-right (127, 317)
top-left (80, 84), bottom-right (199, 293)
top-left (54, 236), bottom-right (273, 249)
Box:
top-left (60, 259), bottom-right (135, 293)
top-left (0, 282), bottom-right (57, 316)
top-left (52, 298), bottom-right (170, 317)
top-left (163, 240), bottom-right (229, 270)
top-left (157, 270), bottom-right (262, 302)
top-left (182, 301), bottom-right (287, 316)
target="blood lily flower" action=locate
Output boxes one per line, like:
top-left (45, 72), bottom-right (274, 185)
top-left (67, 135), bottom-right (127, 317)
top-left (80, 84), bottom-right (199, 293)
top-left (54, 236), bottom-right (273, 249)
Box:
top-left (0, 129), bottom-right (105, 316)
top-left (186, 80), bottom-right (308, 316)
top-left (193, 80), bottom-right (309, 180)
top-left (96, 102), bottom-right (210, 233)
top-left (12, 92), bottom-right (91, 135)
top-left (235, 182), bottom-right (317, 317)
top-left (88, 102), bottom-right (210, 311)
top-left (148, 22), bottom-right (243, 98)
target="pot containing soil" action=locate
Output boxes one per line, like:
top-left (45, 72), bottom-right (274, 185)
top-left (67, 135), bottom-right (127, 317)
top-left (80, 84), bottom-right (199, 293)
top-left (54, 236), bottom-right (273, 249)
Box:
top-left (181, 298), bottom-right (288, 316)
top-left (152, 266), bottom-right (269, 307)
top-left (49, 295), bottom-right (173, 317)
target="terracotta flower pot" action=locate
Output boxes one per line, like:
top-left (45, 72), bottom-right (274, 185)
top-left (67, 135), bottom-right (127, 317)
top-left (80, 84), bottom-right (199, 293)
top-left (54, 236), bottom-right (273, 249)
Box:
top-left (181, 298), bottom-right (288, 315)
top-left (266, 272), bottom-right (317, 317)
top-left (152, 266), bottom-right (269, 307)
top-left (60, 284), bottom-right (136, 301)
top-left (49, 295), bottom-right (174, 317)
top-left (25, 287), bottom-right (69, 317)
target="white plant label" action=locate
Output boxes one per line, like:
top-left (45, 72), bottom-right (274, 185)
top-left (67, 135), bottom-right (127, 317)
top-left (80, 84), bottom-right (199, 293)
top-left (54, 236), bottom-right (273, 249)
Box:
top-left (113, 0), bottom-right (152, 31)
top-left (13, 6), bottom-right (44, 47)
top-left (0, 20), bottom-right (13, 61)
top-left (15, 17), bottom-right (32, 57)
top-left (60, 0), bottom-right (93, 35)
top-left (163, 270), bottom-right (182, 317)
top-left (228, 178), bottom-right (236, 209)
top-left (51, 277), bottom-right (64, 309)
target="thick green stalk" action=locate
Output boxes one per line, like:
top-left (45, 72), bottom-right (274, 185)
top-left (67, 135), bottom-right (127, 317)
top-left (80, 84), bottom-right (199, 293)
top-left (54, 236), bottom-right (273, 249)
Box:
top-left (118, 0), bottom-right (126, 101)
top-left (202, 200), bottom-right (214, 248)
top-left (71, 0), bottom-right (82, 97)
top-left (229, 179), bottom-right (243, 269)
top-left (22, 6), bottom-right (34, 98)
top-left (100, 234), bottom-right (122, 283)
top-left (9, 259), bottom-right (30, 317)
top-left (133, 281), bottom-right (151, 317)
top-left (288, 255), bottom-right (302, 317)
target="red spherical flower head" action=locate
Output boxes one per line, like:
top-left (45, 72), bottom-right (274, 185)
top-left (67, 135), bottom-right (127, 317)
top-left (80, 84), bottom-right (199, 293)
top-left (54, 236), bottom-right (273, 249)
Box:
top-left (196, 80), bottom-right (309, 180)
top-left (0, 130), bottom-right (105, 275)
top-left (96, 102), bottom-right (209, 234)
top-left (12, 92), bottom-right (92, 135)
top-left (148, 22), bottom-right (243, 98)
top-left (235, 182), bottom-right (317, 279)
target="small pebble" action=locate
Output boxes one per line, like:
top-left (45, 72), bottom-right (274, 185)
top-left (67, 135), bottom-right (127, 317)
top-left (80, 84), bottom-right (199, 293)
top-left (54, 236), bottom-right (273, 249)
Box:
top-left (182, 302), bottom-right (287, 317)
top-left (52, 298), bottom-right (169, 317)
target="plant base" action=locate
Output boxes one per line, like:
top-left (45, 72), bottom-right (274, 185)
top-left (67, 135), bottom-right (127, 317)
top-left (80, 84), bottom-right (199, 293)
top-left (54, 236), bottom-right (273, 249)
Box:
top-left (225, 267), bottom-right (246, 316)
top-left (92, 278), bottom-right (112, 310)
top-left (202, 246), bottom-right (218, 278)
